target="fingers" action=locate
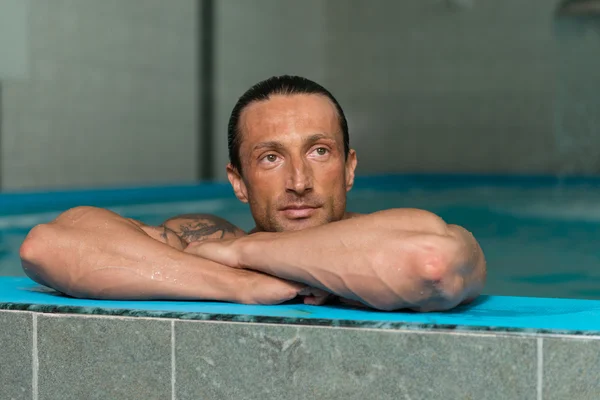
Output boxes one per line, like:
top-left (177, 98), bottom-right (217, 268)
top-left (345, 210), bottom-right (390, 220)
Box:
top-left (184, 239), bottom-right (239, 267)
top-left (303, 294), bottom-right (330, 306)
top-left (299, 287), bottom-right (332, 306)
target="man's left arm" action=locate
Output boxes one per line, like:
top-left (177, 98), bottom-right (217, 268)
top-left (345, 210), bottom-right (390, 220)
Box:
top-left (188, 208), bottom-right (486, 311)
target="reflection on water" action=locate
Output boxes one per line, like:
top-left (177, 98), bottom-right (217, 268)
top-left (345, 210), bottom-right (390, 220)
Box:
top-left (2, 186), bottom-right (600, 301)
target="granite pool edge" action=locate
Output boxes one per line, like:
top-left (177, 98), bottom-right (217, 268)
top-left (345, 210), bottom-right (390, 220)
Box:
top-left (2, 301), bottom-right (600, 338)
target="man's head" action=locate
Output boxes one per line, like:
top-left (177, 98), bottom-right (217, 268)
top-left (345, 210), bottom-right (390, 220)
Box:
top-left (227, 75), bottom-right (357, 232)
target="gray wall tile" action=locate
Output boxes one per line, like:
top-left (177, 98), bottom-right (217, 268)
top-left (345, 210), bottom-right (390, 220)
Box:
top-left (1, 0), bottom-right (198, 190)
top-left (175, 321), bottom-right (537, 400)
top-left (212, 0), bottom-right (597, 179)
top-left (0, 311), bottom-right (32, 400)
top-left (0, 0), bottom-right (29, 79)
top-left (5, 0), bottom-right (599, 188)
top-left (321, 0), bottom-right (563, 176)
top-left (544, 337), bottom-right (600, 400)
top-left (37, 315), bottom-right (171, 400)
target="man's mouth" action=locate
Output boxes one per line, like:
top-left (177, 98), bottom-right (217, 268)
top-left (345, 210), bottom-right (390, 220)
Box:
top-left (279, 205), bottom-right (320, 219)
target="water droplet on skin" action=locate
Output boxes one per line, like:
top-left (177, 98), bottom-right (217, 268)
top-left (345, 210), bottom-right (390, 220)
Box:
top-left (151, 271), bottom-right (162, 280)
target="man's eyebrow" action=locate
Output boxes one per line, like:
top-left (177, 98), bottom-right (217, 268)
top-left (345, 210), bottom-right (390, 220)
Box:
top-left (252, 134), bottom-right (336, 152)
top-left (252, 141), bottom-right (285, 152)
top-left (305, 133), bottom-right (337, 144)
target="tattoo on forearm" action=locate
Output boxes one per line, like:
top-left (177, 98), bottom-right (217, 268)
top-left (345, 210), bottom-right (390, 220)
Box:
top-left (160, 213), bottom-right (242, 243)
top-left (160, 226), bottom-right (169, 241)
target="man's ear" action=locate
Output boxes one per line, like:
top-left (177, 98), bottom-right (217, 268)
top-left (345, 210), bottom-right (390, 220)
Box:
top-left (345, 149), bottom-right (357, 192)
top-left (227, 163), bottom-right (249, 203)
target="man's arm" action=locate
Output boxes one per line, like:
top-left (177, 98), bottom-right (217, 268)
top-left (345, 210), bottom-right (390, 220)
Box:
top-left (19, 206), bottom-right (306, 304)
top-left (187, 208), bottom-right (486, 311)
top-left (159, 213), bottom-right (245, 244)
top-left (159, 213), bottom-right (332, 306)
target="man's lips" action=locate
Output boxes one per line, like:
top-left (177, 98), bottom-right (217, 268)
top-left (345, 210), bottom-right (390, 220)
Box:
top-left (279, 205), bottom-right (321, 219)
top-left (281, 205), bottom-right (319, 210)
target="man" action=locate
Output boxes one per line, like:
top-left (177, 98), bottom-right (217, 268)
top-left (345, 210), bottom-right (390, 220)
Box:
top-left (19, 75), bottom-right (486, 311)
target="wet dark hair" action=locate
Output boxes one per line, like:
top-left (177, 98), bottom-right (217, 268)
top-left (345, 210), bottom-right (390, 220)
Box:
top-left (227, 75), bottom-right (349, 172)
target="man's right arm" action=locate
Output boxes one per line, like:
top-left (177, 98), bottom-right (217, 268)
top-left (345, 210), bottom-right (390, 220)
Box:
top-left (19, 206), bottom-right (305, 304)
top-left (159, 213), bottom-right (246, 244)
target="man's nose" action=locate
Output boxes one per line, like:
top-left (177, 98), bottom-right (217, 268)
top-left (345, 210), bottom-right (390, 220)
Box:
top-left (286, 158), bottom-right (313, 195)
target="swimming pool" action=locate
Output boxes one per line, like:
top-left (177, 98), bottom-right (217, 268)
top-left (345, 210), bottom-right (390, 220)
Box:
top-left (2, 173), bottom-right (600, 300)
top-left (3, 174), bottom-right (600, 399)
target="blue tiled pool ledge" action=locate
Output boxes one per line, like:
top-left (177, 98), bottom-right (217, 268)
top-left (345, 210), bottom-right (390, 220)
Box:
top-left (2, 277), bottom-right (600, 336)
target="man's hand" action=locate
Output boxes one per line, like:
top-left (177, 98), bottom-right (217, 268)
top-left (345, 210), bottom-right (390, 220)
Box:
top-left (184, 238), bottom-right (241, 267)
top-left (186, 239), bottom-right (332, 306)
top-left (231, 269), bottom-right (304, 305)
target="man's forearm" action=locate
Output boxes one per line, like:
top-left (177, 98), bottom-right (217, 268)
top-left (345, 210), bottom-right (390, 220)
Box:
top-left (236, 209), bottom-right (485, 310)
top-left (20, 207), bottom-right (246, 302)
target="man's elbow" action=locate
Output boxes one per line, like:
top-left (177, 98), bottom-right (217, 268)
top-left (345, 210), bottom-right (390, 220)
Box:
top-left (413, 235), bottom-right (486, 312)
top-left (361, 255), bottom-right (453, 312)
top-left (20, 223), bottom-right (56, 285)
top-left (21, 222), bottom-right (54, 261)
top-left (20, 206), bottom-right (100, 282)
top-left (376, 234), bottom-right (485, 312)
top-left (412, 259), bottom-right (463, 312)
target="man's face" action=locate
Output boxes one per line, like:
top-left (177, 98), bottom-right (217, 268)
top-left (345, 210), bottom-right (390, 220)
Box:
top-left (227, 94), bottom-right (357, 232)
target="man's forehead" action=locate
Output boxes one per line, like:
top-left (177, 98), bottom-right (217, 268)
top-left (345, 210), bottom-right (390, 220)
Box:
top-left (239, 94), bottom-right (340, 138)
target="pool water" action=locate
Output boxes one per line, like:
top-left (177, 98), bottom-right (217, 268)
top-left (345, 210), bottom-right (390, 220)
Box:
top-left (2, 182), bottom-right (600, 300)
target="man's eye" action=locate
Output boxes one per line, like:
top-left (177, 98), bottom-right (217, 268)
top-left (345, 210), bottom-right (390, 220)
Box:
top-left (315, 148), bottom-right (329, 155)
top-left (265, 154), bottom-right (278, 162)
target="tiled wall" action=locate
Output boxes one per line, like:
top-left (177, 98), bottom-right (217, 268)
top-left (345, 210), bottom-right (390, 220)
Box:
top-left (321, 0), bottom-right (559, 175)
top-left (2, 0), bottom-right (600, 189)
top-left (1, 310), bottom-right (599, 399)
top-left (212, 0), bottom-right (600, 179)
top-left (0, 0), bottom-right (198, 190)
